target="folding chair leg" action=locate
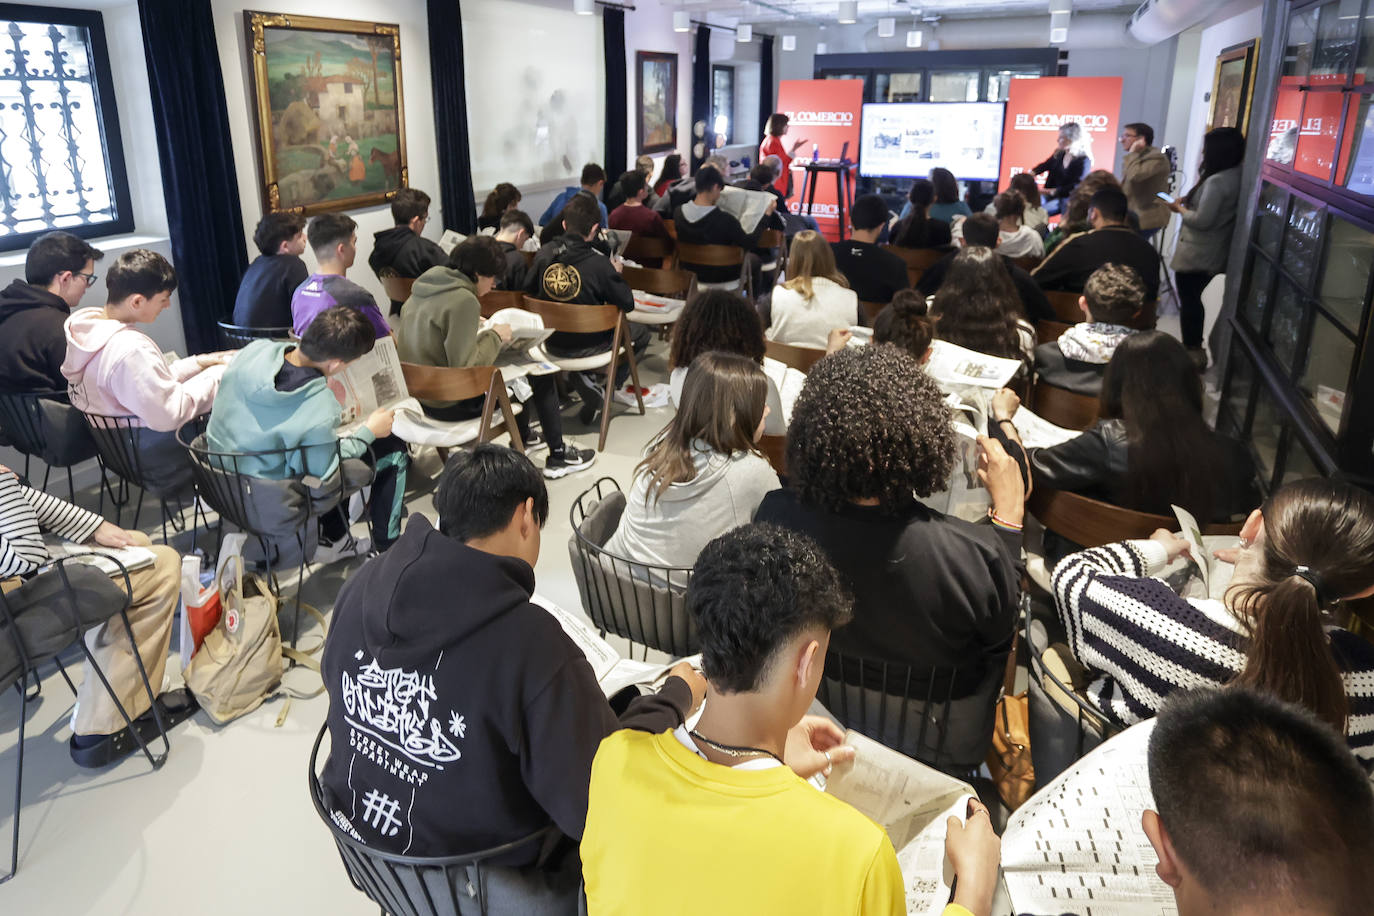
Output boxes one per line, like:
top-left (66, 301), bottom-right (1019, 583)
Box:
top-left (66, 466), bottom-right (76, 506)
top-left (40, 464), bottom-right (50, 496)
top-left (1, 682), bottom-right (26, 884)
top-left (132, 487), bottom-right (144, 530)
top-left (80, 606), bottom-right (170, 769)
top-left (624, 335), bottom-right (645, 416)
top-left (598, 348), bottom-right (619, 452)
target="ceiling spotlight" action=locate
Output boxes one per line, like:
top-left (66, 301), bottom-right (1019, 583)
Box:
top-left (737, 23), bottom-right (752, 42)
top-left (673, 10), bottom-right (690, 31)
top-left (573, 0), bottom-right (594, 14)
top-left (906, 29), bottom-right (923, 48)
top-left (878, 17), bottom-right (896, 37)
top-left (782, 34), bottom-right (797, 51)
top-left (816, 41), bottom-right (828, 53)
top-left (838, 1), bottom-right (858, 24)
top-left (1048, 0), bottom-right (1072, 12)
top-left (1050, 11), bottom-right (1070, 28)
top-left (1050, 26), bottom-right (1068, 42)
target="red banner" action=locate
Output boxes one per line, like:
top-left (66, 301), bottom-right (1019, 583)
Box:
top-left (999, 77), bottom-right (1123, 192)
top-left (775, 79), bottom-right (863, 241)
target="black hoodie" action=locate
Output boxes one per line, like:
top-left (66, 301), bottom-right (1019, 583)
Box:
top-left (526, 233), bottom-right (635, 352)
top-left (368, 226), bottom-right (448, 308)
top-left (0, 279), bottom-right (73, 392)
top-left (321, 516), bottom-right (690, 862)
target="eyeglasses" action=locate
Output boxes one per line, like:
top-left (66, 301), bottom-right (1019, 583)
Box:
top-left (76, 272), bottom-right (98, 286)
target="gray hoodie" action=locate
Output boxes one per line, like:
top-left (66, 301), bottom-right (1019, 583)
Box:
top-left (604, 442), bottom-right (779, 571)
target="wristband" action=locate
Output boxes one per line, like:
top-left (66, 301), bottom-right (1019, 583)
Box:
top-left (988, 508), bottom-right (1024, 531)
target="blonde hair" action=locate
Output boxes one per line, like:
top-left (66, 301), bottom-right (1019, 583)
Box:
top-left (783, 230), bottom-right (849, 300)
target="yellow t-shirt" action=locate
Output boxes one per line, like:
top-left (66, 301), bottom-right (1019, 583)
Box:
top-left (583, 729), bottom-right (913, 915)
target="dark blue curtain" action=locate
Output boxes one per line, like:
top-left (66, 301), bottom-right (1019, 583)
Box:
top-left (428, 0), bottom-right (478, 234)
top-left (137, 0), bottom-right (246, 355)
top-left (758, 34), bottom-right (774, 153)
top-left (691, 26), bottom-right (714, 171)
top-left (603, 8), bottom-right (627, 184)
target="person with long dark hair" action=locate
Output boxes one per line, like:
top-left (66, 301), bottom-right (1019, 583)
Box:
top-left (1031, 121), bottom-right (1094, 215)
top-left (932, 246), bottom-right (1033, 362)
top-left (1166, 126), bottom-right (1246, 369)
top-left (605, 351), bottom-right (778, 573)
top-left (928, 167), bottom-right (972, 223)
top-left (477, 182), bottom-right (522, 231)
top-left (1049, 476), bottom-right (1374, 765)
top-left (759, 113), bottom-right (807, 198)
top-left (993, 330), bottom-right (1256, 523)
top-left (891, 178), bottom-right (952, 249)
top-left (653, 153), bottom-right (686, 198)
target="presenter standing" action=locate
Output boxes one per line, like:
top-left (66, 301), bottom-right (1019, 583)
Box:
top-left (760, 113), bottom-right (807, 199)
top-left (1032, 122), bottom-right (1093, 216)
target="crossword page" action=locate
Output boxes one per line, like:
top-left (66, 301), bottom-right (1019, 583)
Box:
top-left (1002, 721), bottom-right (1177, 916)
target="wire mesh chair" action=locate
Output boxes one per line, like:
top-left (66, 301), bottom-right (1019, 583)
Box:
top-left (567, 478), bottom-right (697, 660)
top-left (308, 725), bottom-right (562, 916)
top-left (179, 430), bottom-right (374, 646)
top-left (817, 650), bottom-right (1005, 779)
top-left (0, 390), bottom-right (98, 503)
top-left (216, 320), bottom-right (293, 349)
top-left (80, 412), bottom-right (204, 545)
top-left (0, 555), bottom-right (170, 884)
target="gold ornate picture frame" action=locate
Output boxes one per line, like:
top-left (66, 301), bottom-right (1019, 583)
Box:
top-left (244, 11), bottom-right (408, 214)
top-left (1209, 39), bottom-right (1259, 137)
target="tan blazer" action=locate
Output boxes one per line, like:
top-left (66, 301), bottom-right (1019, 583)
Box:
top-left (1121, 147), bottom-right (1171, 230)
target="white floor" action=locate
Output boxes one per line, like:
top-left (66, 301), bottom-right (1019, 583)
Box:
top-left (0, 338), bottom-right (679, 913)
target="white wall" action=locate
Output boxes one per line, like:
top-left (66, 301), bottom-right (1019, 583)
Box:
top-left (1175, 5), bottom-right (1265, 193)
top-left (212, 0), bottom-right (443, 310)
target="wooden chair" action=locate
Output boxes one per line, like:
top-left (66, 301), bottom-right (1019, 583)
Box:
top-left (883, 245), bottom-right (947, 288)
top-left (520, 249), bottom-right (535, 266)
top-left (478, 288), bottom-right (527, 319)
top-left (622, 233), bottom-right (676, 269)
top-left (622, 265), bottom-right (697, 330)
top-left (765, 338), bottom-right (828, 374)
top-left (757, 227), bottom-right (787, 278)
top-left (1011, 255), bottom-right (1042, 273)
top-left (379, 274), bottom-right (415, 306)
top-left (1029, 488), bottom-right (1243, 549)
top-left (859, 300), bottom-right (887, 325)
top-left (1045, 290), bottom-right (1084, 324)
top-left (757, 434), bottom-right (787, 477)
top-left (675, 241), bottom-right (751, 298)
top-left (1031, 382), bottom-right (1101, 431)
top-left (663, 218), bottom-right (676, 239)
top-left (520, 297), bottom-right (644, 450)
top-left (1035, 319), bottom-right (1073, 344)
top-left (398, 363), bottom-right (525, 452)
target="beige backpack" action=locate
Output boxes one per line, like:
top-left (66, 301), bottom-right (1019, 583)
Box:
top-left (183, 555), bottom-right (323, 725)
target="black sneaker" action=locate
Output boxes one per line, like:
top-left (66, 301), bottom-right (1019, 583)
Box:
top-left (522, 430), bottom-right (549, 454)
top-left (543, 446), bottom-right (597, 479)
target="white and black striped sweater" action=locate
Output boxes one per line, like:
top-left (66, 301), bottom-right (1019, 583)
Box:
top-left (0, 469), bottom-right (103, 579)
top-left (1052, 539), bottom-right (1374, 765)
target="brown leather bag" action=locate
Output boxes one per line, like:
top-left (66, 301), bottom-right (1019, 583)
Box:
top-left (987, 627), bottom-right (1036, 810)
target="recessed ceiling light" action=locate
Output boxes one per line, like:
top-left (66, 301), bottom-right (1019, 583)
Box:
top-left (673, 10), bottom-right (690, 31)
top-left (878, 17), bottom-right (896, 37)
top-left (573, 0), bottom-right (593, 13)
top-left (838, 1), bottom-right (858, 25)
top-left (737, 23), bottom-right (752, 42)
top-left (907, 29), bottom-right (923, 48)
top-left (782, 34), bottom-right (797, 51)
top-left (1050, 26), bottom-right (1068, 42)
top-left (1049, 0), bottom-right (1072, 13)
top-left (1051, 11), bottom-right (1070, 28)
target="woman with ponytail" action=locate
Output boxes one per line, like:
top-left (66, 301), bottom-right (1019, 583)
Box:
top-left (1051, 477), bottom-right (1374, 764)
top-left (892, 178), bottom-right (952, 250)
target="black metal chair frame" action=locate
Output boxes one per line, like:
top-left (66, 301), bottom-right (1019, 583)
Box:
top-left (568, 478), bottom-right (697, 660)
top-left (308, 724), bottom-right (559, 916)
top-left (0, 390), bottom-right (87, 503)
top-left (1021, 592), bottom-right (1120, 763)
top-left (179, 429), bottom-right (376, 647)
top-left (216, 320), bottom-right (293, 350)
top-left (1, 555), bottom-right (169, 884)
top-left (80, 412), bottom-right (206, 546)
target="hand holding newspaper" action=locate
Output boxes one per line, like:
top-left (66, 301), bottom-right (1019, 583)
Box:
top-left (531, 594), bottom-right (698, 697)
top-left (717, 185), bottom-right (780, 234)
top-left (1169, 504), bottom-right (1240, 601)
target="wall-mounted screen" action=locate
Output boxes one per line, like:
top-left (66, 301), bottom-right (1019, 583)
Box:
top-left (859, 102), bottom-right (1005, 180)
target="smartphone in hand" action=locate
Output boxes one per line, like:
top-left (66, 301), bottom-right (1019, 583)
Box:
top-left (1156, 191), bottom-right (1175, 203)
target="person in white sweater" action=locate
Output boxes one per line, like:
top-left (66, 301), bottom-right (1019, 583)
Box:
top-left (605, 351), bottom-right (779, 575)
top-left (991, 191), bottom-right (1045, 260)
top-left (766, 230), bottom-right (858, 349)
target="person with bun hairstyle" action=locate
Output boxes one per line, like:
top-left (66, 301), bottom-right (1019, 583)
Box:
top-left (872, 289), bottom-right (934, 363)
top-left (1050, 476), bottom-right (1374, 764)
top-left (477, 182), bottom-right (522, 231)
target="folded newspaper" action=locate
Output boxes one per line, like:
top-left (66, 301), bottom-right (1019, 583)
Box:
top-left (925, 340), bottom-right (1023, 390)
top-left (822, 732), bottom-right (976, 916)
top-left (1170, 504), bottom-right (1241, 601)
top-left (486, 307), bottom-right (559, 377)
top-left (531, 593), bottom-right (697, 697)
top-left (717, 185), bottom-right (780, 234)
top-left (42, 535), bottom-right (157, 576)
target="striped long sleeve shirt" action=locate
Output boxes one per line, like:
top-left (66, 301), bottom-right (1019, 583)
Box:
top-left (0, 469), bottom-right (104, 579)
top-left (1051, 539), bottom-right (1374, 765)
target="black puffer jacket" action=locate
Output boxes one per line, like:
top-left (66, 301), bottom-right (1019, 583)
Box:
top-left (0, 280), bottom-right (72, 392)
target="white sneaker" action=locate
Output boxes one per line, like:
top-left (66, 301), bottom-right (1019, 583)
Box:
top-left (315, 533), bottom-right (372, 565)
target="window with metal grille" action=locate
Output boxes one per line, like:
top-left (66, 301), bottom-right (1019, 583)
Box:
top-left (0, 5), bottom-right (132, 252)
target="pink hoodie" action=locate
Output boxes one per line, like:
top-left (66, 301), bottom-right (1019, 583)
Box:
top-left (61, 306), bottom-right (225, 431)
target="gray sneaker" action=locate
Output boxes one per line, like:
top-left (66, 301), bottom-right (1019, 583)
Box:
top-left (543, 446), bottom-right (597, 479)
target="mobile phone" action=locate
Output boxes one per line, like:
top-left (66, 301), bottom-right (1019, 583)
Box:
top-left (1156, 191), bottom-right (1175, 203)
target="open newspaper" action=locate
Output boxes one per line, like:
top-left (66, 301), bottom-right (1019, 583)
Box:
top-left (530, 594), bottom-right (697, 697)
top-left (925, 340), bottom-right (1023, 390)
top-left (1170, 504), bottom-right (1241, 601)
top-left (717, 185), bottom-right (780, 234)
top-left (485, 307), bottom-right (559, 378)
top-left (822, 732), bottom-right (975, 916)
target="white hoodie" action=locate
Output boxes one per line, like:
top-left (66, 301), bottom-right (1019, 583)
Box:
top-left (62, 306), bottom-right (224, 430)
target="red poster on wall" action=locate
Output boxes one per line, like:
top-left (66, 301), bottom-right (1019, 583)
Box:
top-left (999, 77), bottom-right (1123, 192)
top-left (775, 79), bottom-right (864, 241)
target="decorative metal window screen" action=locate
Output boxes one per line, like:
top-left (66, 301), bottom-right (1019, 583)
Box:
top-left (0, 15), bottom-right (123, 244)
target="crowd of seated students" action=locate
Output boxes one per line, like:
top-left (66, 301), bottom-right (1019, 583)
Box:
top-left (983, 172), bottom-right (1049, 235)
top-left (920, 214), bottom-right (1054, 322)
top-left (1032, 262), bottom-right (1145, 394)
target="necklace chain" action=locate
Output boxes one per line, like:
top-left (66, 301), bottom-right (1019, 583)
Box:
top-left (689, 729), bottom-right (784, 764)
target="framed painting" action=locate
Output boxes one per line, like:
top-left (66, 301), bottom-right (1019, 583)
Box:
top-left (637, 51), bottom-right (678, 154)
top-left (1208, 39), bottom-right (1259, 137)
top-left (244, 12), bottom-right (408, 214)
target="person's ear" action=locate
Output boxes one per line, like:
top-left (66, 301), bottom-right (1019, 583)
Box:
top-left (796, 637), bottom-right (821, 691)
top-left (1141, 810), bottom-right (1184, 889)
top-left (1079, 296), bottom-right (1091, 320)
top-left (1239, 508), bottom-right (1263, 545)
top-left (518, 497), bottom-right (537, 540)
top-left (920, 346), bottom-right (933, 365)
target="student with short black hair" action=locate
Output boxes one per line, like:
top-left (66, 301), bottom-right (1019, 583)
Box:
top-left (538, 162), bottom-right (610, 229)
top-left (368, 187), bottom-right (449, 314)
top-left (607, 170), bottom-right (668, 240)
top-left (1144, 688), bottom-right (1374, 916)
top-left (0, 230), bottom-right (103, 392)
top-left (208, 305), bottom-right (405, 558)
top-left (321, 445), bottom-right (702, 907)
top-left (292, 213), bottom-right (391, 338)
top-left (832, 193), bottom-right (908, 306)
top-left (1034, 262), bottom-right (1146, 395)
top-left (1033, 186), bottom-right (1162, 300)
top-left (583, 521), bottom-right (1004, 916)
top-left (63, 249), bottom-right (230, 495)
top-left (674, 165), bottom-right (777, 287)
top-left (493, 209), bottom-right (535, 291)
top-left (233, 212), bottom-right (308, 329)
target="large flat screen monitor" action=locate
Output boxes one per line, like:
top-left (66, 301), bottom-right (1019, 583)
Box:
top-left (859, 102), bottom-right (1006, 180)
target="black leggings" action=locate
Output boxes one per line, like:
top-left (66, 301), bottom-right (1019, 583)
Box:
top-left (1174, 270), bottom-right (1215, 349)
top-left (422, 374), bottom-right (566, 454)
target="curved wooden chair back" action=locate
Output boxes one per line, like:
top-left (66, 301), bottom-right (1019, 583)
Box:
top-left (478, 289), bottom-right (527, 319)
top-left (1030, 488), bottom-right (1243, 549)
top-left (1045, 290), bottom-right (1084, 324)
top-left (1035, 319), bottom-right (1073, 344)
top-left (675, 241), bottom-right (745, 268)
top-left (520, 297), bottom-right (623, 333)
top-left (622, 266), bottom-right (697, 299)
top-left (1032, 382), bottom-right (1101, 431)
top-left (398, 363), bottom-right (524, 452)
top-left (663, 218), bottom-right (677, 239)
top-left (757, 434), bottom-right (787, 476)
top-left (623, 234), bottom-right (676, 267)
top-left (1011, 255), bottom-right (1042, 273)
top-left (765, 338), bottom-right (827, 374)
top-left (520, 249), bottom-right (535, 266)
top-left (883, 245), bottom-right (947, 287)
top-left (860, 300), bottom-right (886, 325)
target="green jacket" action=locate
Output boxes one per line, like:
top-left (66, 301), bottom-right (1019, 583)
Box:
top-left (396, 266), bottom-right (500, 407)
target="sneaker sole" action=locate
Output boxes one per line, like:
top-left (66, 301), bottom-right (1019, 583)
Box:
top-left (523, 440), bottom-right (549, 454)
top-left (543, 454), bottom-right (598, 479)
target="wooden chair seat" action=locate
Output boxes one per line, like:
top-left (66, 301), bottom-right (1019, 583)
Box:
top-left (1029, 488), bottom-right (1243, 549)
top-left (765, 338), bottom-right (828, 374)
top-left (398, 363), bottom-right (524, 452)
top-left (1032, 382), bottom-right (1100, 431)
top-left (478, 289), bottom-right (527, 319)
